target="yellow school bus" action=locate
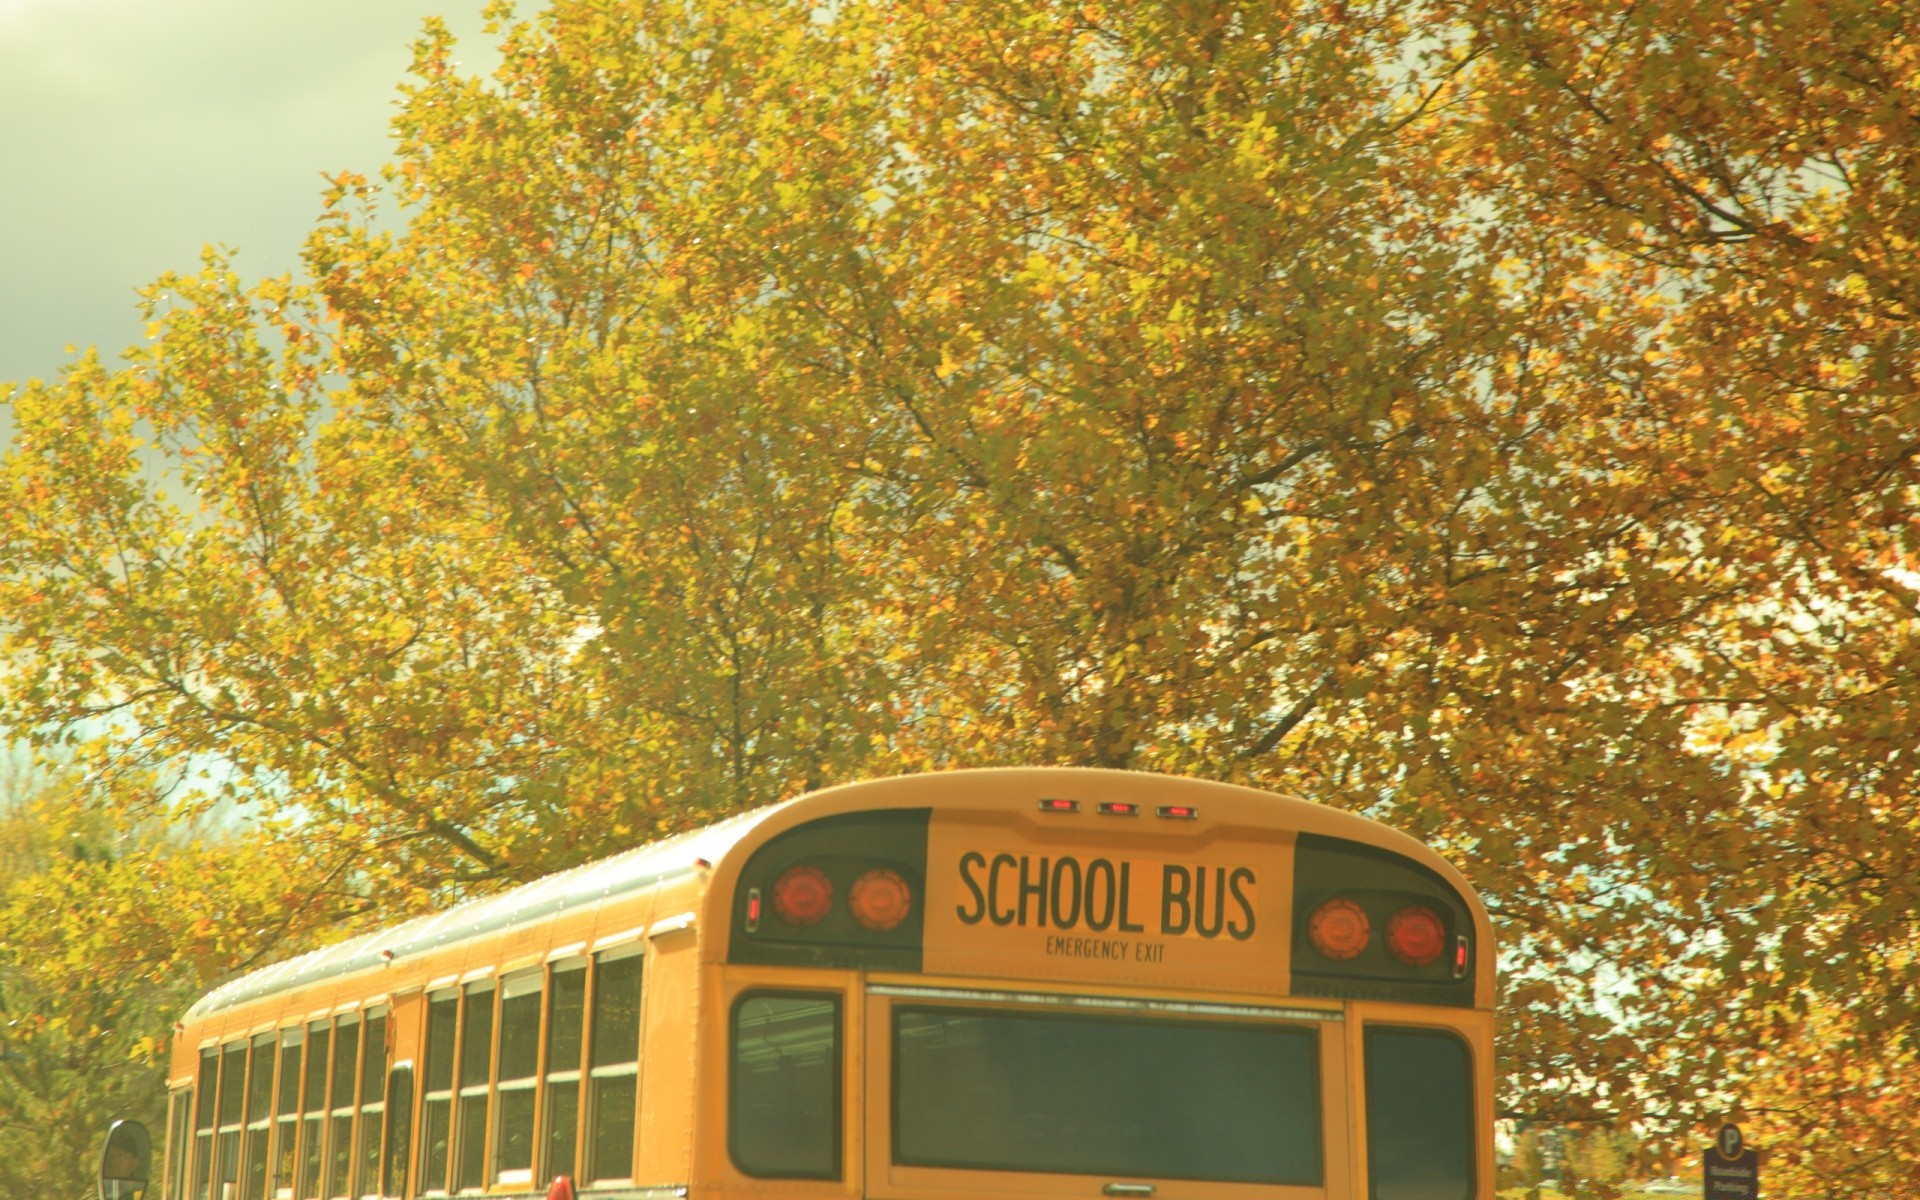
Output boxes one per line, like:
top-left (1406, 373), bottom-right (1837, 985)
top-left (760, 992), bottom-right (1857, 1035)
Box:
top-left (154, 768), bottom-right (1495, 1200)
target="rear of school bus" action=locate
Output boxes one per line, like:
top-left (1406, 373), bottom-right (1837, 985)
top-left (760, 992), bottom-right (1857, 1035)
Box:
top-left (691, 768), bottom-right (1496, 1200)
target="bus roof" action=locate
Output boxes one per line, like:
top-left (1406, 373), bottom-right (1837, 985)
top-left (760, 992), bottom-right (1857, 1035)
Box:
top-left (183, 802), bottom-right (785, 1020)
top-left (183, 768), bottom-right (1486, 1020)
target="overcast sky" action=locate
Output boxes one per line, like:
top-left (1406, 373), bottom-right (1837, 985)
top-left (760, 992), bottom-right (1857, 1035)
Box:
top-left (1, 0), bottom-right (495, 392)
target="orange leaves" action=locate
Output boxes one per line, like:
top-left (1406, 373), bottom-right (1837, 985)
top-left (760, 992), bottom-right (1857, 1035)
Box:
top-left (1444, 0), bottom-right (1920, 1157)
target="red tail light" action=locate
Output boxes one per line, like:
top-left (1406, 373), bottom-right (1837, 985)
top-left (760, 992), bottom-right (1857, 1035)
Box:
top-left (771, 864), bottom-right (834, 926)
top-left (1307, 898), bottom-right (1371, 960)
top-left (849, 868), bottom-right (913, 931)
top-left (1385, 904), bottom-right (1447, 966)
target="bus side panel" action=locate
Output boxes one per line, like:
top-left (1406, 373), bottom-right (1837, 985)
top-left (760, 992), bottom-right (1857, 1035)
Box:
top-left (638, 923), bottom-right (700, 1186)
top-left (388, 990), bottom-right (423, 1068)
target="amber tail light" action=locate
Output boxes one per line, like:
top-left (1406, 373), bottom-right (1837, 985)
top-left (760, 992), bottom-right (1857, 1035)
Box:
top-left (1306, 897), bottom-right (1371, 960)
top-left (849, 868), bottom-right (913, 931)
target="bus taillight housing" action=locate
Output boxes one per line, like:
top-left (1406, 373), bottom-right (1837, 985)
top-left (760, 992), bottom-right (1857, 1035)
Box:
top-left (730, 808), bottom-right (930, 970)
top-left (1290, 833), bottom-right (1476, 1004)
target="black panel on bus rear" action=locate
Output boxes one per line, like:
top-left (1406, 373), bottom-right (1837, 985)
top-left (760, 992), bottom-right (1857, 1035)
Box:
top-left (728, 808), bottom-right (930, 970)
top-left (1290, 833), bottom-right (1476, 1006)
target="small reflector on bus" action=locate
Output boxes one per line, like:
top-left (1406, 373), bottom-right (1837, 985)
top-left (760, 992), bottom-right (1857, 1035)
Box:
top-left (1307, 898), bottom-right (1371, 960)
top-left (1452, 934), bottom-right (1471, 979)
top-left (1385, 904), bottom-right (1447, 966)
top-left (1156, 804), bottom-right (1198, 819)
top-left (745, 888), bottom-right (762, 933)
top-left (771, 864), bottom-right (834, 926)
top-left (849, 868), bottom-right (913, 931)
top-left (1098, 801), bottom-right (1139, 816)
top-left (1037, 798), bottom-right (1080, 813)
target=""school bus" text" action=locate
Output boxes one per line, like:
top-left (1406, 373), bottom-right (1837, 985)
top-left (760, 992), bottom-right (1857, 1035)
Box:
top-left (954, 852), bottom-right (1256, 940)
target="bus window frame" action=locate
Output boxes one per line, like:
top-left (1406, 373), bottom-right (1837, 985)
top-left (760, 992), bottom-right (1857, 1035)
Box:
top-left (418, 988), bottom-right (461, 1196)
top-left (1346, 1002), bottom-right (1494, 1200)
top-left (216, 1039), bottom-right (247, 1197)
top-left (166, 1085), bottom-right (193, 1200)
top-left (354, 1006), bottom-right (390, 1200)
top-left (860, 982), bottom-right (1347, 1200)
top-left (382, 1061), bottom-right (415, 1200)
top-left (540, 956), bottom-right (589, 1184)
top-left (490, 969), bottom-right (544, 1188)
top-left (243, 1030), bottom-right (276, 1200)
top-left (452, 976), bottom-right (498, 1196)
top-left (193, 1046), bottom-right (217, 1200)
top-left (298, 1018), bottom-right (333, 1200)
top-left (323, 1011), bottom-right (362, 1200)
top-left (725, 984), bottom-right (847, 1183)
top-left (583, 942), bottom-right (647, 1185)
top-left (1354, 1012), bottom-right (1483, 1200)
top-left (271, 1025), bottom-right (304, 1199)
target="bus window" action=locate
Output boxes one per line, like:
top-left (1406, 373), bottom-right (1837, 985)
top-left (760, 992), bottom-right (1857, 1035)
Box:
top-left (219, 1041), bottom-right (246, 1195)
top-left (244, 1032), bottom-right (274, 1200)
top-left (325, 1015), bottom-right (360, 1199)
top-left (1364, 1027), bottom-right (1474, 1200)
top-left (892, 1005), bottom-right (1321, 1184)
top-left (271, 1028), bottom-right (302, 1197)
top-left (299, 1021), bottom-right (331, 1199)
top-left (166, 1087), bottom-right (192, 1200)
top-left (454, 980), bottom-right (495, 1192)
top-left (542, 961), bottom-right (587, 1180)
top-left (381, 1065), bottom-right (414, 1200)
top-left (729, 992), bottom-right (841, 1180)
top-left (356, 1008), bottom-right (388, 1198)
top-left (493, 971), bottom-right (542, 1184)
top-left (585, 946), bottom-right (643, 1182)
top-left (193, 1048), bottom-right (216, 1200)
top-left (418, 991), bottom-right (457, 1193)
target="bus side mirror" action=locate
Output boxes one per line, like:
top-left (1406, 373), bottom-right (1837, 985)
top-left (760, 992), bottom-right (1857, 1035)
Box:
top-left (98, 1119), bottom-right (151, 1200)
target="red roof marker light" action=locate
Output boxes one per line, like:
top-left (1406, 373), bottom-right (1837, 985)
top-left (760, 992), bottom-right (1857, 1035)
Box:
top-left (1037, 798), bottom-right (1080, 813)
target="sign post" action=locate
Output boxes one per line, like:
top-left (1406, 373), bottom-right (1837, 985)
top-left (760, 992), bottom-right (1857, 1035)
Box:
top-left (1702, 1124), bottom-right (1759, 1200)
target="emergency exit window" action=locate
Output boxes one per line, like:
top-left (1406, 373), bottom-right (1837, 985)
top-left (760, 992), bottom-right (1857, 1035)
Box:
top-left (1364, 1026), bottom-right (1473, 1200)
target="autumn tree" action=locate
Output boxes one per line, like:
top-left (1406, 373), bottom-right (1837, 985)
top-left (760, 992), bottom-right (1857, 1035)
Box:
top-left (2, 0), bottom-right (1916, 1190)
top-left (0, 748), bottom-right (348, 1196)
top-left (1447, 1), bottom-right (1920, 1191)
